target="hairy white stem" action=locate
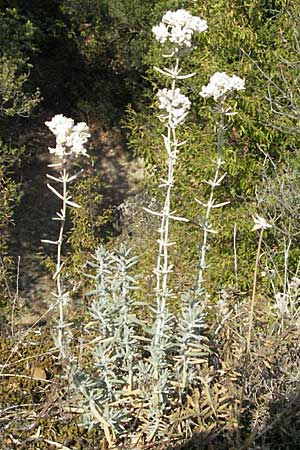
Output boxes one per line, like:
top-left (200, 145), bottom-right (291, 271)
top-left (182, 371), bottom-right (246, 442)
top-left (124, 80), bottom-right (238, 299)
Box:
top-left (44, 114), bottom-right (90, 360)
top-left (196, 100), bottom-right (226, 295)
top-left (154, 53), bottom-right (180, 347)
top-left (43, 165), bottom-right (81, 358)
top-left (56, 166), bottom-right (68, 357)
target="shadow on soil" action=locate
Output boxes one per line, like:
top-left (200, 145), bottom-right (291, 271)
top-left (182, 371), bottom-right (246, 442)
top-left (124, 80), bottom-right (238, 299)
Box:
top-left (170, 388), bottom-right (300, 450)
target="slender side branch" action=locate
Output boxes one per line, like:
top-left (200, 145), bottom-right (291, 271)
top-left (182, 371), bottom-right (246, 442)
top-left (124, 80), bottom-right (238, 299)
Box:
top-left (247, 215), bottom-right (272, 353)
top-left (246, 228), bottom-right (263, 354)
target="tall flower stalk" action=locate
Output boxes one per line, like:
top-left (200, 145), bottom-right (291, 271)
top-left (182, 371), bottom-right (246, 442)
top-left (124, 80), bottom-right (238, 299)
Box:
top-left (152, 61), bottom-right (191, 346)
top-left (195, 72), bottom-right (245, 296)
top-left (149, 9), bottom-right (207, 345)
top-left (143, 9), bottom-right (208, 433)
top-left (43, 114), bottom-right (90, 358)
top-left (138, 12), bottom-right (208, 436)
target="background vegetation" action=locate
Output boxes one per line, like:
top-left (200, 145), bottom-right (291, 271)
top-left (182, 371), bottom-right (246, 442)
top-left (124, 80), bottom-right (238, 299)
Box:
top-left (1, 0), bottom-right (300, 449)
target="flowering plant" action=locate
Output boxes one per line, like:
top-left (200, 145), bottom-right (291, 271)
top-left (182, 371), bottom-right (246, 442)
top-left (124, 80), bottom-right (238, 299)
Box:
top-left (157, 87), bottom-right (191, 127)
top-left (200, 72), bottom-right (245, 101)
top-left (195, 71), bottom-right (245, 295)
top-left (152, 9), bottom-right (207, 48)
top-left (45, 114), bottom-right (90, 159)
top-left (43, 114), bottom-right (90, 358)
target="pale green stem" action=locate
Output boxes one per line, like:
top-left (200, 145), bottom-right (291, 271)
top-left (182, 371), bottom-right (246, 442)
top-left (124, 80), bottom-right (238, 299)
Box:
top-left (246, 228), bottom-right (264, 354)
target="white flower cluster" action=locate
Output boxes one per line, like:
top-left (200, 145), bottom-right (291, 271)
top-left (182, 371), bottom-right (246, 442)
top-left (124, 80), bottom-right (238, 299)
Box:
top-left (200, 72), bottom-right (245, 101)
top-left (152, 9), bottom-right (207, 48)
top-left (45, 114), bottom-right (90, 159)
top-left (157, 87), bottom-right (191, 127)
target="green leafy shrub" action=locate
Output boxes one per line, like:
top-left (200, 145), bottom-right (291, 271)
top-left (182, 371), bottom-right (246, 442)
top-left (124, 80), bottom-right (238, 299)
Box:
top-left (124, 0), bottom-right (300, 292)
top-left (0, 6), bottom-right (41, 305)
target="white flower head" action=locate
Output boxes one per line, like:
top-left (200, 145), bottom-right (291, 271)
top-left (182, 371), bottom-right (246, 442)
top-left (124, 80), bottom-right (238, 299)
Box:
top-left (45, 114), bottom-right (74, 140)
top-left (45, 114), bottom-right (90, 159)
top-left (163, 9), bottom-right (191, 27)
top-left (230, 75), bottom-right (245, 91)
top-left (189, 15), bottom-right (208, 33)
top-left (152, 23), bottom-right (169, 44)
top-left (152, 9), bottom-right (207, 49)
top-left (252, 214), bottom-right (272, 231)
top-left (200, 72), bottom-right (245, 101)
top-left (157, 87), bottom-right (191, 127)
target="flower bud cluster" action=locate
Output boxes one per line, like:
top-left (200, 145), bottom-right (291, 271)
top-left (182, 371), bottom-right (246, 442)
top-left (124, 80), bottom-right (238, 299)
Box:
top-left (200, 72), bottom-right (245, 101)
top-left (157, 87), bottom-right (191, 127)
top-left (45, 114), bottom-right (90, 159)
top-left (152, 9), bottom-right (207, 48)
